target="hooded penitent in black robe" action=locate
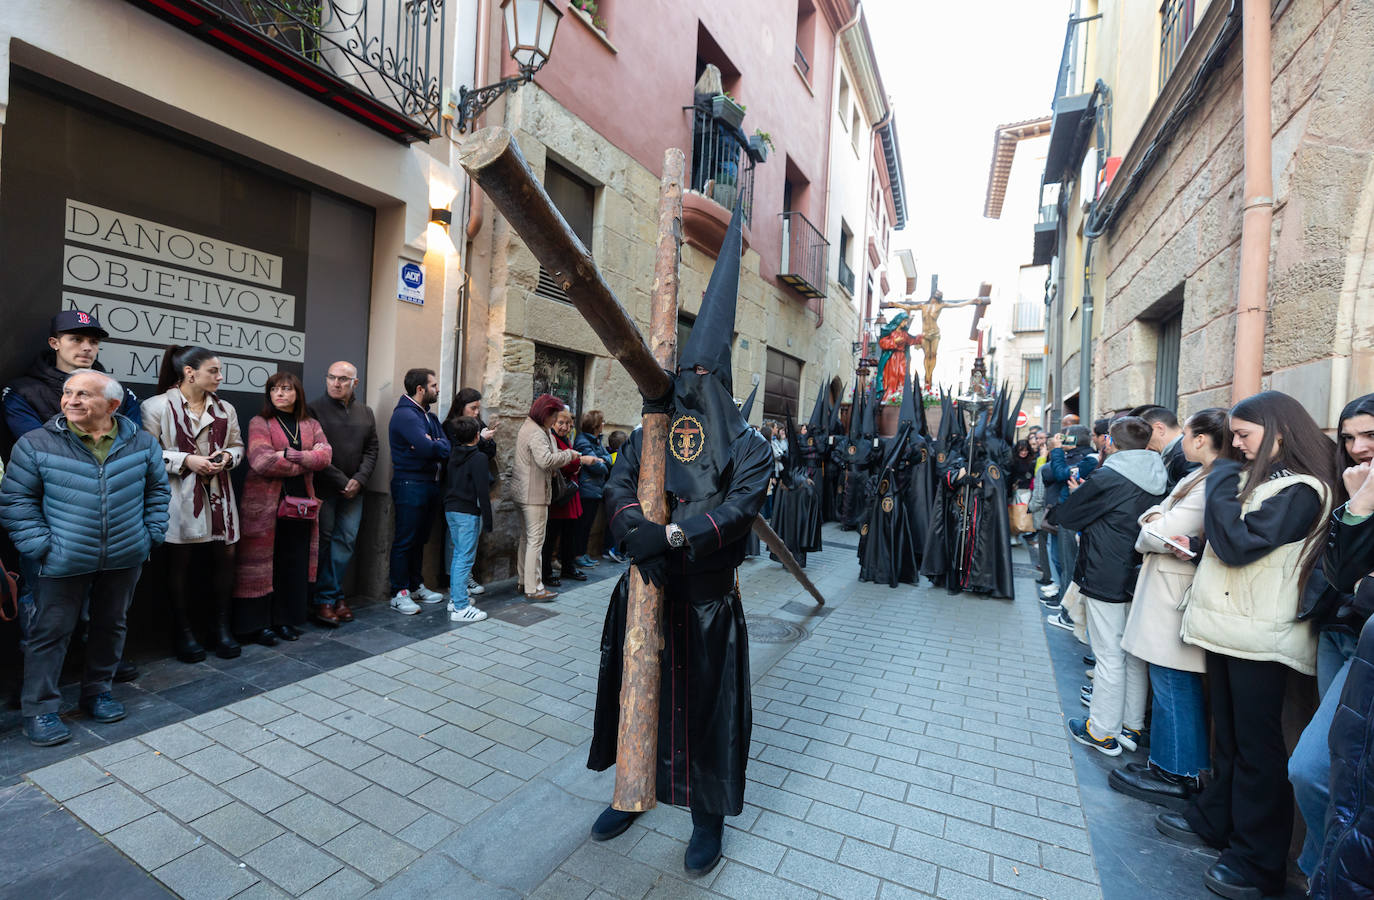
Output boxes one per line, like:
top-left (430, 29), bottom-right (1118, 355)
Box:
top-left (859, 422), bottom-right (919, 587)
top-left (840, 387), bottom-right (879, 530)
top-left (771, 414), bottom-right (823, 567)
top-left (920, 387), bottom-right (1021, 599)
top-left (588, 201), bottom-right (772, 817)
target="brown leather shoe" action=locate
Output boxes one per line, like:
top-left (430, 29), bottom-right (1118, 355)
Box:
top-left (313, 604), bottom-right (342, 627)
top-left (333, 599), bottom-right (354, 623)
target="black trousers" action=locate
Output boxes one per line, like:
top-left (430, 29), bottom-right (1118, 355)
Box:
top-left (23, 566), bottom-right (142, 716)
top-left (1184, 652), bottom-right (1293, 894)
top-left (234, 520), bottom-right (312, 633)
top-left (542, 515), bottom-right (579, 578)
top-left (575, 497), bottom-right (601, 559)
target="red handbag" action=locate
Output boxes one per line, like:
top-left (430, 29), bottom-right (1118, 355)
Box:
top-left (277, 495), bottom-right (320, 520)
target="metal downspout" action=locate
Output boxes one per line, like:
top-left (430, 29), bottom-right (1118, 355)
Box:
top-left (1052, 186), bottom-right (1068, 424)
top-left (1232, 0), bottom-right (1272, 400)
top-left (1079, 237), bottom-right (1094, 419)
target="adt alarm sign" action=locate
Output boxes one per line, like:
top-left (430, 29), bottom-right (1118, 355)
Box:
top-left (398, 261), bottom-right (424, 305)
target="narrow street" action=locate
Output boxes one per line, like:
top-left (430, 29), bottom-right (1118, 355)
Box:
top-left (3, 526), bottom-right (1123, 899)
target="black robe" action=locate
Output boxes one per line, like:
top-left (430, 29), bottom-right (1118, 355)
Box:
top-left (859, 461), bottom-right (917, 587)
top-left (588, 425), bottom-right (772, 816)
top-left (770, 469), bottom-right (822, 567)
top-left (920, 437), bottom-right (1015, 599)
top-left (902, 435), bottom-right (937, 569)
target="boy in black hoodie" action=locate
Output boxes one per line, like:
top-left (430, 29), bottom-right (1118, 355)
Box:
top-left (444, 417), bottom-right (492, 623)
top-left (1056, 416), bottom-right (1168, 756)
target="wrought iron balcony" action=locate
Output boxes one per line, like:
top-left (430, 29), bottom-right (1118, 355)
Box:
top-left (688, 106), bottom-right (755, 225)
top-left (123, 0), bottom-right (446, 142)
top-left (779, 211), bottom-right (828, 300)
top-left (837, 257), bottom-right (856, 295)
top-left (1044, 13), bottom-right (1100, 184)
top-left (1033, 199), bottom-right (1059, 265)
top-left (1159, 0), bottom-right (1197, 91)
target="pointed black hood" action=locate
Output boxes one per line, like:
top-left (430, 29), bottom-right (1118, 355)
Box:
top-left (899, 369), bottom-right (915, 429)
top-left (667, 201), bottom-right (748, 501)
top-left (785, 411), bottom-right (804, 475)
top-left (678, 201), bottom-right (743, 392)
top-left (806, 380), bottom-right (827, 431)
top-left (740, 383), bottom-right (758, 421)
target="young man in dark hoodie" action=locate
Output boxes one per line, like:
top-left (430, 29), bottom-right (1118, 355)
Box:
top-left (1056, 416), bottom-right (1169, 756)
top-left (443, 417), bottom-right (490, 624)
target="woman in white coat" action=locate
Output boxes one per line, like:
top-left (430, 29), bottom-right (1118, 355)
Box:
top-left (141, 345), bottom-right (243, 662)
top-left (1111, 408), bottom-right (1227, 806)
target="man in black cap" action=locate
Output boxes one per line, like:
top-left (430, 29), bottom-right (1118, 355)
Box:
top-left (4, 310), bottom-right (140, 441)
top-left (3, 309), bottom-right (142, 683)
top-left (585, 204), bottom-right (772, 877)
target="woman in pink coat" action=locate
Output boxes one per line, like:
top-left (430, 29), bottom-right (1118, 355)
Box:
top-left (234, 372), bottom-right (332, 645)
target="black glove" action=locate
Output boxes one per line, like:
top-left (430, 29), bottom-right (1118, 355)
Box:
top-left (623, 524), bottom-right (670, 563)
top-left (634, 554), bottom-right (669, 588)
top-left (641, 379), bottom-right (674, 417)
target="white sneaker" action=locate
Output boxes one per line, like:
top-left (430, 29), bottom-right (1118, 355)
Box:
top-left (466, 575), bottom-right (485, 596)
top-left (413, 584), bottom-right (445, 604)
top-left (391, 590), bottom-right (421, 615)
top-left (449, 604), bottom-right (488, 623)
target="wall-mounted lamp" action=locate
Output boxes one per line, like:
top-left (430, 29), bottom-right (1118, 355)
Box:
top-left (449, 0), bottom-right (564, 133)
top-left (427, 206), bottom-right (457, 257)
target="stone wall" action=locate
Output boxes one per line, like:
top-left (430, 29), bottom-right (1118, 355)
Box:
top-left (470, 87), bottom-right (861, 582)
top-left (1094, 0), bottom-right (1374, 423)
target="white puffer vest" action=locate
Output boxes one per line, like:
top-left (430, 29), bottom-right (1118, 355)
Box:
top-left (1180, 472), bottom-right (1329, 675)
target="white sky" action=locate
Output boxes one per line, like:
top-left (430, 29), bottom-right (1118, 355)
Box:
top-left (865, 0), bottom-right (1069, 382)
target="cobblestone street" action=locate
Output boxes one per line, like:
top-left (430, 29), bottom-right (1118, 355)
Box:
top-left (8, 527), bottom-right (1110, 899)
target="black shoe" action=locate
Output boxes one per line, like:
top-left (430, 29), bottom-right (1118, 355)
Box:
top-left (174, 629), bottom-right (206, 664)
top-left (1083, 654), bottom-right (1096, 667)
top-left (1203, 861), bottom-right (1264, 900)
top-left (213, 631), bottom-right (241, 659)
top-left (546, 576), bottom-right (562, 587)
top-left (685, 810), bottom-right (724, 877)
top-left (564, 570), bottom-right (588, 582)
top-left (250, 628), bottom-right (278, 647)
top-left (81, 692), bottom-right (126, 724)
top-left (1109, 764), bottom-right (1200, 808)
top-left (23, 713), bottom-right (72, 747)
top-left (589, 805), bottom-right (641, 841)
top-left (1155, 810), bottom-right (1205, 846)
top-left (113, 660), bottom-right (139, 683)
top-left (273, 625), bottom-right (301, 642)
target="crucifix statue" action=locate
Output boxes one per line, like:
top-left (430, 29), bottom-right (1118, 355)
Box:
top-left (883, 277), bottom-right (992, 391)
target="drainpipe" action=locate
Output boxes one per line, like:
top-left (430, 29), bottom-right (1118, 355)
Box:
top-left (1231, 0), bottom-right (1272, 401)
top-left (1079, 237), bottom-right (1095, 419)
top-left (465, 0), bottom-right (493, 241)
top-left (1052, 185), bottom-right (1068, 424)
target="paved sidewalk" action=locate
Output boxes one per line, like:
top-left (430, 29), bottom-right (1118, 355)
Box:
top-left (21, 527), bottom-right (1102, 898)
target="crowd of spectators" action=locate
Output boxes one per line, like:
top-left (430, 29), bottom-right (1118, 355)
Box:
top-left (1027, 392), bottom-right (1374, 898)
top-left (0, 309), bottom-right (621, 750)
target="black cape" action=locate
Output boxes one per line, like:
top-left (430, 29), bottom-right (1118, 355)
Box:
top-left (859, 427), bottom-right (920, 587)
top-left (920, 416), bottom-right (1015, 598)
top-left (588, 424), bottom-right (772, 815)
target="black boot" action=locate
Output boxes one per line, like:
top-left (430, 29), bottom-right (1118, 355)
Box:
top-left (684, 808), bottom-right (724, 877)
top-left (589, 805), bottom-right (641, 841)
top-left (211, 593), bottom-right (241, 659)
top-left (171, 597), bottom-right (205, 663)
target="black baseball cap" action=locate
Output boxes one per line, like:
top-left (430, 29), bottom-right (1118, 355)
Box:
top-left (51, 309), bottom-right (109, 339)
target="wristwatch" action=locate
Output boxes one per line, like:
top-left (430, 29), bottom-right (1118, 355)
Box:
top-left (665, 523), bottom-right (687, 549)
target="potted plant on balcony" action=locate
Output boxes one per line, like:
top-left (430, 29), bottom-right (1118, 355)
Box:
top-left (711, 91), bottom-right (746, 130)
top-left (748, 130), bottom-right (773, 164)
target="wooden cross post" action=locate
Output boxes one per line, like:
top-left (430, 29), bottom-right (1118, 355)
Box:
top-left (612, 149), bottom-right (685, 811)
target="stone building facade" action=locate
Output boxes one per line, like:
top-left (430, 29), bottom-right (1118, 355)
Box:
top-left (1041, 0), bottom-right (1374, 426)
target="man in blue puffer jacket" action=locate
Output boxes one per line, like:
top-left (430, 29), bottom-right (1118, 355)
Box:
top-left (0, 369), bottom-right (169, 747)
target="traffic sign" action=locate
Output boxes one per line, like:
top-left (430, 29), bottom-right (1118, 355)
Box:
top-left (1015, 410), bottom-right (1028, 428)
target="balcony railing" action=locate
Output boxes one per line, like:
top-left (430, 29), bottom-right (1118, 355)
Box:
top-left (837, 258), bottom-right (856, 295)
top-left (1159, 0), bottom-right (1196, 91)
top-left (1012, 302), bottom-right (1044, 333)
top-left (124, 0), bottom-right (446, 141)
top-left (689, 107), bottom-right (755, 224)
top-left (795, 44), bottom-right (811, 78)
top-left (779, 211), bottom-right (828, 300)
top-left (1053, 13), bottom-right (1100, 103)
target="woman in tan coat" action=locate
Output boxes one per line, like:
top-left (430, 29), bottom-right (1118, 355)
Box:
top-left (512, 394), bottom-right (596, 601)
top-left (1112, 408), bottom-right (1226, 806)
top-left (142, 346), bottom-right (244, 663)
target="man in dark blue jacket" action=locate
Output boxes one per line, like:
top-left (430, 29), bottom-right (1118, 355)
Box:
top-left (0, 370), bottom-right (168, 747)
top-left (1042, 423), bottom-right (1097, 612)
top-left (387, 368), bottom-right (450, 614)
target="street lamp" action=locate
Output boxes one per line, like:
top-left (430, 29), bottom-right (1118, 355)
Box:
top-left (452, 0), bottom-right (564, 133)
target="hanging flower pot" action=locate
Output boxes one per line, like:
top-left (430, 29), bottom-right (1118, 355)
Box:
top-left (747, 134), bottom-right (769, 164)
top-left (711, 93), bottom-right (746, 130)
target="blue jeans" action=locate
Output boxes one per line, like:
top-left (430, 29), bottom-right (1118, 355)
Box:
top-left (315, 493), bottom-right (364, 606)
top-left (1148, 664), bottom-right (1210, 778)
top-left (1047, 530), bottom-right (1062, 586)
top-left (445, 512), bottom-right (481, 610)
top-left (1290, 628), bottom-right (1360, 874)
top-left (390, 479), bottom-right (441, 594)
top-left (1055, 525), bottom-right (1078, 603)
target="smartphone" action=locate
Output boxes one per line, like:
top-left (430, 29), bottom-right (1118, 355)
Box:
top-left (1062, 434), bottom-right (1077, 448)
top-left (1146, 529), bottom-right (1195, 557)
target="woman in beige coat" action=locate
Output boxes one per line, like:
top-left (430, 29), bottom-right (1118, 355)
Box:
top-left (141, 346), bottom-right (244, 663)
top-left (1112, 407), bottom-right (1227, 806)
top-left (512, 394), bottom-right (596, 601)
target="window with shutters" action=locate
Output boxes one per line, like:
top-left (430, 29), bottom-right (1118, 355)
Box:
top-left (764, 348), bottom-right (803, 421)
top-left (1024, 355), bottom-right (1045, 393)
top-left (1155, 311), bottom-right (1182, 410)
top-left (534, 161), bottom-right (596, 303)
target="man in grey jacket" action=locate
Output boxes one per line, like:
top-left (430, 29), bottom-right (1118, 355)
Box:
top-left (0, 370), bottom-right (169, 747)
